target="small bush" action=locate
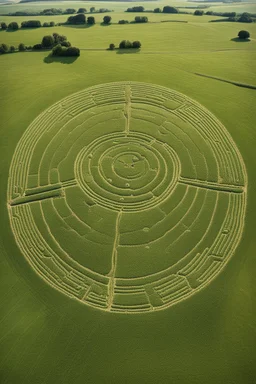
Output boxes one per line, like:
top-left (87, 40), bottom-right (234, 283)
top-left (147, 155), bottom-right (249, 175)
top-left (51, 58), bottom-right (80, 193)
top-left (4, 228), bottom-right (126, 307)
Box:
top-left (49, 21), bottom-right (55, 27)
top-left (154, 8), bottom-right (161, 13)
top-left (109, 43), bottom-right (115, 50)
top-left (119, 20), bottom-right (129, 24)
top-left (43, 22), bottom-right (50, 27)
top-left (10, 45), bottom-right (15, 53)
top-left (132, 40), bottom-right (141, 48)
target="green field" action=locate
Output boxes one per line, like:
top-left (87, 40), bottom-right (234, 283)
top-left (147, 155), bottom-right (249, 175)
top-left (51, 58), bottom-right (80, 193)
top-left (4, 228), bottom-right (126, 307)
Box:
top-left (1, 3), bottom-right (256, 383)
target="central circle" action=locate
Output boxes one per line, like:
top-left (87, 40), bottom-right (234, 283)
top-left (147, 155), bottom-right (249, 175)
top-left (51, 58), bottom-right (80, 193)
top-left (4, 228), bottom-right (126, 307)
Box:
top-left (75, 132), bottom-right (180, 212)
top-left (113, 153), bottom-right (148, 179)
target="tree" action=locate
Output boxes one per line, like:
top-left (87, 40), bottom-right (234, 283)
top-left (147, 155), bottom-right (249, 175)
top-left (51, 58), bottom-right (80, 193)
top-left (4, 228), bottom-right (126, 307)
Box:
top-left (163, 6), bottom-right (178, 14)
top-left (10, 45), bottom-right (15, 53)
top-left (90, 7), bottom-right (95, 13)
top-left (238, 12), bottom-right (252, 23)
top-left (126, 6), bottom-right (144, 12)
top-left (0, 43), bottom-right (9, 53)
top-left (154, 8), bottom-right (161, 13)
top-left (21, 20), bottom-right (41, 28)
top-left (65, 46), bottom-right (80, 56)
top-left (18, 43), bottom-right (26, 51)
top-left (132, 40), bottom-right (141, 48)
top-left (67, 13), bottom-right (86, 24)
top-left (52, 44), bottom-right (63, 56)
top-left (42, 35), bottom-right (54, 48)
top-left (194, 10), bottom-right (204, 16)
top-left (49, 21), bottom-right (55, 27)
top-left (119, 40), bottom-right (132, 49)
top-left (134, 16), bottom-right (148, 23)
top-left (1, 22), bottom-right (7, 30)
top-left (32, 43), bottom-right (42, 50)
top-left (109, 43), bottom-right (115, 50)
top-left (65, 8), bottom-right (76, 14)
top-left (87, 16), bottom-right (95, 25)
top-left (8, 22), bottom-right (19, 30)
top-left (103, 15), bottom-right (111, 24)
top-left (77, 8), bottom-right (87, 13)
top-left (238, 30), bottom-right (250, 39)
top-left (43, 22), bottom-right (50, 27)
top-left (53, 33), bottom-right (67, 44)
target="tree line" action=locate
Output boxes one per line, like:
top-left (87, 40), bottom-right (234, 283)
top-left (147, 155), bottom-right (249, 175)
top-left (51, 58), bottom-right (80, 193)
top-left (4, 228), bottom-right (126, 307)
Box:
top-left (3, 7), bottom-right (112, 17)
top-left (0, 32), bottom-right (80, 56)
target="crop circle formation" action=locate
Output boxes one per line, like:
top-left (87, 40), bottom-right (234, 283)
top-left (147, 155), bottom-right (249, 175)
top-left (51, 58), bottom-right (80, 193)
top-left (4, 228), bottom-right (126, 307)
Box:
top-left (8, 82), bottom-right (247, 313)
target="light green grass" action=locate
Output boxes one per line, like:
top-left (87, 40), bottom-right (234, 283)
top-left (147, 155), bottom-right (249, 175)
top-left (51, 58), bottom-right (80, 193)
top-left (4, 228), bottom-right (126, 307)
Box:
top-left (1, 12), bottom-right (256, 384)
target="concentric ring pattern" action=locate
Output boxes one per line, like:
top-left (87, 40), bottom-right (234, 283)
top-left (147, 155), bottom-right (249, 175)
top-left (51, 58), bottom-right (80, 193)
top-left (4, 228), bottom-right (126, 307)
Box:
top-left (7, 82), bottom-right (247, 313)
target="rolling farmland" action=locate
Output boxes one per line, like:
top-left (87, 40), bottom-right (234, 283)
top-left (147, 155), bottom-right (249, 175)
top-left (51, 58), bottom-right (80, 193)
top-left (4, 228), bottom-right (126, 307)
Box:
top-left (0, 2), bottom-right (256, 383)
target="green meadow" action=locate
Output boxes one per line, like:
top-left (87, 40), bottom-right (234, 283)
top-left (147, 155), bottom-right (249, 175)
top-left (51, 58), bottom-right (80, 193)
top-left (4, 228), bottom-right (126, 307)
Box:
top-left (0, 2), bottom-right (256, 383)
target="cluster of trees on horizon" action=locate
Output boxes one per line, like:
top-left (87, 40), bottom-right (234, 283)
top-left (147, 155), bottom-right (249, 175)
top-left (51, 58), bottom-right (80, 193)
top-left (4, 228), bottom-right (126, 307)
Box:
top-left (109, 40), bottom-right (142, 51)
top-left (2, 7), bottom-right (112, 17)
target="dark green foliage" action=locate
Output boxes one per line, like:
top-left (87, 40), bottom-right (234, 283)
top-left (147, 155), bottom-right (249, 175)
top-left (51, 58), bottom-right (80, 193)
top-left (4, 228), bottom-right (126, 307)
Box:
top-left (32, 43), bottom-right (42, 50)
top-left (53, 33), bottom-right (67, 44)
top-left (127, 6), bottom-right (144, 12)
top-left (10, 45), bottom-right (15, 53)
top-left (18, 43), bottom-right (26, 51)
top-left (134, 16), bottom-right (148, 23)
top-left (43, 22), bottom-right (50, 27)
top-left (67, 13), bottom-right (86, 24)
top-left (238, 30), bottom-right (250, 39)
top-left (194, 10), bottom-right (204, 16)
top-left (77, 8), bottom-right (87, 14)
top-left (42, 35), bottom-right (54, 48)
top-left (65, 47), bottom-right (80, 56)
top-left (49, 21), bottom-right (55, 27)
top-left (1, 22), bottom-right (7, 30)
top-left (52, 44), bottom-right (80, 56)
top-left (103, 15), bottom-right (111, 24)
top-left (132, 41), bottom-right (141, 48)
top-left (154, 8), bottom-right (161, 13)
top-left (61, 41), bottom-right (71, 47)
top-left (163, 6), bottom-right (178, 14)
top-left (90, 7), bottom-right (95, 13)
top-left (0, 43), bottom-right (9, 53)
top-left (52, 44), bottom-right (63, 56)
top-left (118, 20), bottom-right (129, 24)
top-left (21, 20), bottom-right (41, 28)
top-left (238, 12), bottom-right (252, 23)
top-left (109, 43), bottom-right (115, 50)
top-left (87, 16), bottom-right (95, 25)
top-left (65, 8), bottom-right (76, 14)
top-left (119, 40), bottom-right (132, 49)
top-left (8, 22), bottom-right (19, 30)
top-left (206, 11), bottom-right (213, 15)
top-left (99, 8), bottom-right (111, 13)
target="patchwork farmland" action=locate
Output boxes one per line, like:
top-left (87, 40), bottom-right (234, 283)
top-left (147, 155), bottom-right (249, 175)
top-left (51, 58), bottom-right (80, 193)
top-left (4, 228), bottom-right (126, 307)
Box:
top-left (0, 1), bottom-right (256, 383)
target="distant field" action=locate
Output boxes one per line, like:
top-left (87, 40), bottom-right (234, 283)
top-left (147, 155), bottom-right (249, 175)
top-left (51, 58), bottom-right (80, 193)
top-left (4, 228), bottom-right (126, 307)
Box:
top-left (1, 6), bottom-right (256, 384)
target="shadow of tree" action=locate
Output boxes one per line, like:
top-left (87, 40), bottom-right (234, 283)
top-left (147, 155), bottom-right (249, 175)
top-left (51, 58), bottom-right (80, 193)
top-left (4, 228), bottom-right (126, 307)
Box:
top-left (116, 48), bottom-right (140, 54)
top-left (100, 22), bottom-right (112, 26)
top-left (230, 37), bottom-right (251, 42)
top-left (44, 54), bottom-right (78, 64)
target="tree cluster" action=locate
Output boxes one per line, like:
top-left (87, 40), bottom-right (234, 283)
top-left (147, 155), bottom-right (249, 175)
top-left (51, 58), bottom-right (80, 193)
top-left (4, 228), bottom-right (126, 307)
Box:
top-left (163, 6), bottom-right (179, 14)
top-left (21, 20), bottom-right (41, 28)
top-left (52, 44), bottom-right (80, 57)
top-left (194, 10), bottom-right (204, 16)
top-left (119, 40), bottom-right (141, 49)
top-left (126, 6), bottom-right (144, 12)
top-left (67, 13), bottom-right (86, 24)
top-left (134, 16), bottom-right (148, 23)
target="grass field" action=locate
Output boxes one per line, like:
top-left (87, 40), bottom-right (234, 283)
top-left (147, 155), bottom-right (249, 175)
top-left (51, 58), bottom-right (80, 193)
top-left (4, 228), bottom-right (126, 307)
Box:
top-left (1, 4), bottom-right (256, 384)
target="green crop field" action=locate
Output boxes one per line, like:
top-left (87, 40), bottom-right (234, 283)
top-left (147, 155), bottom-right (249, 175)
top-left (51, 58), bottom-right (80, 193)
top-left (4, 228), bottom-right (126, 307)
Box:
top-left (0, 2), bottom-right (256, 383)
